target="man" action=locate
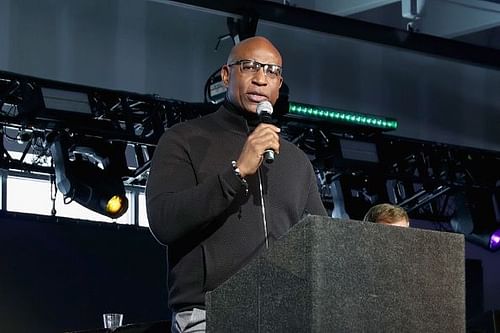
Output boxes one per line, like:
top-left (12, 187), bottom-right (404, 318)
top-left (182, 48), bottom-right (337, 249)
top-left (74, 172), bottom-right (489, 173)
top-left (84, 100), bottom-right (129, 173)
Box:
top-left (363, 203), bottom-right (410, 227)
top-left (146, 36), bottom-right (327, 332)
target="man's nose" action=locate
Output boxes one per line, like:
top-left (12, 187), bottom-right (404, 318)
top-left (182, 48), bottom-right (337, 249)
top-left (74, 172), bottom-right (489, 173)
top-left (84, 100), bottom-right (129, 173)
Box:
top-left (251, 67), bottom-right (267, 85)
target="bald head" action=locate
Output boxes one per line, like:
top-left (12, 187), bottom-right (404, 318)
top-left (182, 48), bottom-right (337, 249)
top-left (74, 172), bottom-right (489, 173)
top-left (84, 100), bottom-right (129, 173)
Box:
top-left (227, 36), bottom-right (282, 66)
top-left (221, 36), bottom-right (283, 114)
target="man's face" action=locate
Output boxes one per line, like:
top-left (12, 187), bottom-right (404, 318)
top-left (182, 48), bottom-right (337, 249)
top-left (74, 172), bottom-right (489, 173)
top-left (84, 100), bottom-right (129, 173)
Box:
top-left (222, 40), bottom-right (283, 113)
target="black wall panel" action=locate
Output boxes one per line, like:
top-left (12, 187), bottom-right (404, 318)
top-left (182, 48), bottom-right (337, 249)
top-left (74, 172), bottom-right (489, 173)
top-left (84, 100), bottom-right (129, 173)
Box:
top-left (0, 212), bottom-right (169, 333)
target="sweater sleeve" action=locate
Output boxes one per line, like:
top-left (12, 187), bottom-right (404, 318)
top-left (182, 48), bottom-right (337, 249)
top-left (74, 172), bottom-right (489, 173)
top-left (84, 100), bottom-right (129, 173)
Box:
top-left (145, 126), bottom-right (244, 245)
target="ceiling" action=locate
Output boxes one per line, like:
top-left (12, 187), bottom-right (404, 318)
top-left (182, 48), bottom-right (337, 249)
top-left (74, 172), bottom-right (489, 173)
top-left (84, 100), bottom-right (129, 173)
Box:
top-left (156, 0), bottom-right (500, 71)
top-left (281, 0), bottom-right (500, 51)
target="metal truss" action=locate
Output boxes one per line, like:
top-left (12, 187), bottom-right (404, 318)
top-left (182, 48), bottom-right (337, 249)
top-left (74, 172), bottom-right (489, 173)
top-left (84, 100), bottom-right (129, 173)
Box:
top-left (308, 127), bottom-right (500, 222)
top-left (1, 69), bottom-right (499, 226)
top-left (0, 70), bottom-right (217, 186)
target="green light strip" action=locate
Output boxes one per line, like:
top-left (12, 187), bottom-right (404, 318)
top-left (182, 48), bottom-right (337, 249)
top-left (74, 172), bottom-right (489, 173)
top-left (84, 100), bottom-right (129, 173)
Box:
top-left (288, 102), bottom-right (398, 130)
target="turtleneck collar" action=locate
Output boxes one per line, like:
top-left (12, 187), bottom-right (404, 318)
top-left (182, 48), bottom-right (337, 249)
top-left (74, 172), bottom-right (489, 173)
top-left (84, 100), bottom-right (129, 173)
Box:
top-left (223, 100), bottom-right (260, 130)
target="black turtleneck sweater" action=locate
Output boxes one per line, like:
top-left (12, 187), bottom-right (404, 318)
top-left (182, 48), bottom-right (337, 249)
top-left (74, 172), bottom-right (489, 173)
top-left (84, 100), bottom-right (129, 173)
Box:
top-left (146, 103), bottom-right (327, 312)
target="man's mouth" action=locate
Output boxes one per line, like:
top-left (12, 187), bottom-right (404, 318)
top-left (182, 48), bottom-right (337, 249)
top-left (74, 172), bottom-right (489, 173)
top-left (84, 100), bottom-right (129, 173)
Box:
top-left (246, 93), bottom-right (268, 103)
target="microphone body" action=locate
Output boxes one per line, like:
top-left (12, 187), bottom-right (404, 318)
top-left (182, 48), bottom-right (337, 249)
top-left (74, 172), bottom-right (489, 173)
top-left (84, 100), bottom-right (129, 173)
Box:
top-left (256, 100), bottom-right (276, 163)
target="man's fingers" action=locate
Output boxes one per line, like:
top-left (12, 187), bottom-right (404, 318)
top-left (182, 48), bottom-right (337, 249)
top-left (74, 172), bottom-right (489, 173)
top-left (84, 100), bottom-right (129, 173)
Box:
top-left (236, 125), bottom-right (281, 177)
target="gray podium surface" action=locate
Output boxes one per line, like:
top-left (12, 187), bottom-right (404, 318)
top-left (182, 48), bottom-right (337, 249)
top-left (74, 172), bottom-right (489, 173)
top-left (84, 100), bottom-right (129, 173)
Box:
top-left (206, 216), bottom-right (465, 332)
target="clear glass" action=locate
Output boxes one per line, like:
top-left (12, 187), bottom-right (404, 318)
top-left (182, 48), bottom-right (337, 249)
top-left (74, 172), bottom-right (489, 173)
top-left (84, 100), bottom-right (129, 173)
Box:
top-left (103, 313), bottom-right (123, 329)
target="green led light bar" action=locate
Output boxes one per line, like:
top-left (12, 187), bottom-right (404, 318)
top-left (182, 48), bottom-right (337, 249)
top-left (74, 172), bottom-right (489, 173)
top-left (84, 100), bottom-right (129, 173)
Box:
top-left (288, 102), bottom-right (398, 131)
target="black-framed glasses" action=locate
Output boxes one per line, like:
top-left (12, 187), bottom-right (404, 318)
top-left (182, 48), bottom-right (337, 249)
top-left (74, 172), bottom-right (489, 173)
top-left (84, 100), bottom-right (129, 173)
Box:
top-left (228, 59), bottom-right (282, 79)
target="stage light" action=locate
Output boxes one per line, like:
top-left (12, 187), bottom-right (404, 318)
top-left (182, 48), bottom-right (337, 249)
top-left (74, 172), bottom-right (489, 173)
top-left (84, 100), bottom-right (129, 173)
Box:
top-left (106, 195), bottom-right (127, 216)
top-left (41, 87), bottom-right (91, 115)
top-left (490, 230), bottom-right (500, 250)
top-left (288, 102), bottom-right (398, 131)
top-left (466, 229), bottom-right (500, 251)
top-left (50, 134), bottom-right (129, 219)
top-left (451, 191), bottom-right (500, 251)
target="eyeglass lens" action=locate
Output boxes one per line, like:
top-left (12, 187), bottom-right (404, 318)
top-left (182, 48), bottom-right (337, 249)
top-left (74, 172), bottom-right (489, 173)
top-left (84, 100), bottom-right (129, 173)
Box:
top-left (239, 60), bottom-right (281, 78)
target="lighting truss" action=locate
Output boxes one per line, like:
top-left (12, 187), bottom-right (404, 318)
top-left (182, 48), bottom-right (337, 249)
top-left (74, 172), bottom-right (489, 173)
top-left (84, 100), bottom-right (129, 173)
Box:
top-left (1, 69), bottom-right (499, 235)
top-left (0, 70), bottom-right (217, 186)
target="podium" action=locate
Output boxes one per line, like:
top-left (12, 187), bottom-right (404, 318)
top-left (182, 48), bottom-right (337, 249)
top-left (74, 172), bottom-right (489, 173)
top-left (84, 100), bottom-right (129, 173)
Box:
top-left (206, 216), bottom-right (465, 332)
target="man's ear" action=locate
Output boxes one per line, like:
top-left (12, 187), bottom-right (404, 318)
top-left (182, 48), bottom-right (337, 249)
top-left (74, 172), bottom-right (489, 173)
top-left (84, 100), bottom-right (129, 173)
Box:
top-left (221, 65), bottom-right (230, 86)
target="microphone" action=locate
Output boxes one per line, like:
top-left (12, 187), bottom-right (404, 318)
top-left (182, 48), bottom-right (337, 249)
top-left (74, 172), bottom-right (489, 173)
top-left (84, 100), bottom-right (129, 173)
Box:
top-left (256, 100), bottom-right (275, 163)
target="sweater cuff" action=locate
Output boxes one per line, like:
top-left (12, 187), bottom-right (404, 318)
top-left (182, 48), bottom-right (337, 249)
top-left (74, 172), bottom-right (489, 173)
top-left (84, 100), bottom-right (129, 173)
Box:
top-left (219, 164), bottom-right (248, 197)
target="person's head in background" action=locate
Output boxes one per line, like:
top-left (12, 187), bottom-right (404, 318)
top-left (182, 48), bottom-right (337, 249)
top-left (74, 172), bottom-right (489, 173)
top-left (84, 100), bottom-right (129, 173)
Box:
top-left (363, 203), bottom-right (410, 227)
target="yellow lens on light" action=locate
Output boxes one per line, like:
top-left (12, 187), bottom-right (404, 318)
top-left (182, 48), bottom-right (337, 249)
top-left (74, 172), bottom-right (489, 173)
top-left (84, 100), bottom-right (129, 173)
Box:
top-left (106, 195), bottom-right (127, 216)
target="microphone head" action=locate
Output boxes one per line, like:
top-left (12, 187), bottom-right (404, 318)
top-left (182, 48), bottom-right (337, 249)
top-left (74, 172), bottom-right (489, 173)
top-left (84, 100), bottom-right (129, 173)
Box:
top-left (256, 100), bottom-right (273, 116)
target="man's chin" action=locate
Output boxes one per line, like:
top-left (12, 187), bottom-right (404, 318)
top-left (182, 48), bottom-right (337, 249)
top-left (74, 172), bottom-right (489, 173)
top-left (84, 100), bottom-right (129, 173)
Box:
top-left (242, 102), bottom-right (258, 113)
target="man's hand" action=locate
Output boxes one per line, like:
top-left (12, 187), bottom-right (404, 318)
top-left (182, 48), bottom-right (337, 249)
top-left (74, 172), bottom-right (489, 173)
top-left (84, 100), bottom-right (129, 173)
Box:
top-left (236, 123), bottom-right (280, 177)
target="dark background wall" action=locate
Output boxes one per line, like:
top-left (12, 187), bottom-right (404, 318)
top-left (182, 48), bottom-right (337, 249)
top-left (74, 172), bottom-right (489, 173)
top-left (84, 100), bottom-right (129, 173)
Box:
top-left (0, 212), bottom-right (169, 333)
top-left (466, 241), bottom-right (500, 314)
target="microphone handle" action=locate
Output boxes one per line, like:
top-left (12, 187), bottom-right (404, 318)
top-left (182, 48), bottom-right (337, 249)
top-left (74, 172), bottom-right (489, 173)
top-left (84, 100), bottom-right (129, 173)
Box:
top-left (259, 111), bottom-right (275, 163)
top-left (260, 113), bottom-right (273, 124)
top-left (264, 149), bottom-right (275, 163)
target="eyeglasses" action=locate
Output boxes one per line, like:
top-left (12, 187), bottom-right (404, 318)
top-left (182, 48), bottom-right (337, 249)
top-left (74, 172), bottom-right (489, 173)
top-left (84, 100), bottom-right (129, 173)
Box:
top-left (228, 59), bottom-right (282, 79)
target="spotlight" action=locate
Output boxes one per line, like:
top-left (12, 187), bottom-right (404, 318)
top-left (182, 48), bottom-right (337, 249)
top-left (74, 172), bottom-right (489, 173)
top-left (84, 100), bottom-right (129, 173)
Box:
top-left (16, 128), bottom-right (33, 144)
top-left (467, 230), bottom-right (500, 251)
top-left (50, 133), bottom-right (129, 219)
top-left (490, 230), bottom-right (500, 250)
top-left (204, 67), bottom-right (226, 104)
top-left (451, 191), bottom-right (500, 251)
top-left (106, 195), bottom-right (127, 216)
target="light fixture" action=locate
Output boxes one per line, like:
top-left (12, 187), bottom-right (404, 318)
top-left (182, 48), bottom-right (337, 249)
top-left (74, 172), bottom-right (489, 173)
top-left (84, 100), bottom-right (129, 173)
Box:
top-left (466, 229), bottom-right (500, 251)
top-left (288, 102), bottom-right (398, 131)
top-left (50, 133), bottom-right (128, 219)
top-left (490, 230), bottom-right (500, 250)
top-left (451, 191), bottom-right (500, 251)
top-left (204, 67), bottom-right (226, 104)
